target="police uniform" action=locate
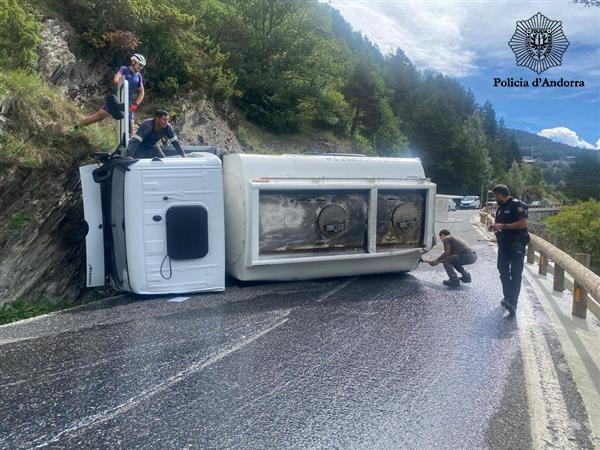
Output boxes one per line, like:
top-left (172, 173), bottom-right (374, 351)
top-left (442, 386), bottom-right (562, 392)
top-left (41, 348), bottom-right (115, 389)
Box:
top-left (495, 197), bottom-right (529, 311)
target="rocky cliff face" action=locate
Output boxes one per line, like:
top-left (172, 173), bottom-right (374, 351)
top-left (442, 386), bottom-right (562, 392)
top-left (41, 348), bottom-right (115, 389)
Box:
top-left (0, 18), bottom-right (242, 306)
top-left (37, 18), bottom-right (104, 101)
top-left (0, 163), bottom-right (87, 306)
top-left (175, 101), bottom-right (242, 153)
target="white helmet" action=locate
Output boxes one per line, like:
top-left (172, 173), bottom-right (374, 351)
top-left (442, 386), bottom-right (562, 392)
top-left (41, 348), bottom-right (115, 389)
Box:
top-left (131, 53), bottom-right (146, 67)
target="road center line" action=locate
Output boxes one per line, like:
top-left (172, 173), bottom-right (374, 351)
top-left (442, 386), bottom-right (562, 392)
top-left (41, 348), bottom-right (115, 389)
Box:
top-left (316, 277), bottom-right (358, 303)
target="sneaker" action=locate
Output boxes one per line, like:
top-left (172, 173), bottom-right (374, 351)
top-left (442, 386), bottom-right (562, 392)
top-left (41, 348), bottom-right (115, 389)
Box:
top-left (459, 272), bottom-right (471, 283)
top-left (443, 278), bottom-right (460, 287)
top-left (500, 299), bottom-right (509, 309)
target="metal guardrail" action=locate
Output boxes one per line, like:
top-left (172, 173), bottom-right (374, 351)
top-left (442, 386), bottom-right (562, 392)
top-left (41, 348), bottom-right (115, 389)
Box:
top-left (482, 205), bottom-right (559, 215)
top-left (479, 211), bottom-right (600, 320)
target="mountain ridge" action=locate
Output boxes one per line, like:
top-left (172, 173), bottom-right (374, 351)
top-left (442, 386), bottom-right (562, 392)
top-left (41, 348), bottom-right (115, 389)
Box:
top-left (507, 128), bottom-right (591, 161)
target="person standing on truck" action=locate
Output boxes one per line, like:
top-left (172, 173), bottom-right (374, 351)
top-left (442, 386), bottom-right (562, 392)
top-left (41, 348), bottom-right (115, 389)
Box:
top-left (77, 54), bottom-right (146, 133)
top-left (489, 184), bottom-right (529, 316)
top-left (426, 229), bottom-right (477, 287)
top-left (127, 109), bottom-right (186, 159)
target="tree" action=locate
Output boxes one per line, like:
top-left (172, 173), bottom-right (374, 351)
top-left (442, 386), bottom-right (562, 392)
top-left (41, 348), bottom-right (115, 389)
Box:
top-left (481, 101), bottom-right (497, 139)
top-left (214, 0), bottom-right (326, 131)
top-left (564, 151), bottom-right (600, 201)
top-left (343, 62), bottom-right (386, 138)
top-left (134, 4), bottom-right (236, 97)
top-left (0, 0), bottom-right (41, 70)
top-left (521, 165), bottom-right (545, 201)
top-left (506, 161), bottom-right (525, 198)
top-left (544, 199), bottom-right (600, 274)
top-left (372, 98), bottom-right (408, 156)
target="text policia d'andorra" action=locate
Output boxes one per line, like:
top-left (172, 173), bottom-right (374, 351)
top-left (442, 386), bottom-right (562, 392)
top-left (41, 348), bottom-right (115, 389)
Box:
top-left (493, 77), bottom-right (585, 88)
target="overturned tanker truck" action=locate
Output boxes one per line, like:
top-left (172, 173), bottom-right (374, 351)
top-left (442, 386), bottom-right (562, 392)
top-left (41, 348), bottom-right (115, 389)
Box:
top-left (80, 80), bottom-right (437, 295)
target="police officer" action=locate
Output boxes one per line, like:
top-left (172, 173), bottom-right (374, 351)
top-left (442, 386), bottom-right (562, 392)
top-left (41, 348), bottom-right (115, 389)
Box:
top-left (489, 184), bottom-right (529, 316)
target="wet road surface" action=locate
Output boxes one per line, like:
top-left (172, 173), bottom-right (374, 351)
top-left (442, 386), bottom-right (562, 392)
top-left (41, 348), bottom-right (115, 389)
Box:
top-left (0, 211), bottom-right (594, 448)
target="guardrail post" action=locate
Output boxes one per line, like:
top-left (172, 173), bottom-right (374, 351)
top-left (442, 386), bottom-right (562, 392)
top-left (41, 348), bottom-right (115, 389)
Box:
top-left (553, 242), bottom-right (565, 292)
top-left (527, 242), bottom-right (535, 264)
top-left (572, 253), bottom-right (591, 319)
top-left (538, 253), bottom-right (548, 276)
top-left (553, 263), bottom-right (565, 292)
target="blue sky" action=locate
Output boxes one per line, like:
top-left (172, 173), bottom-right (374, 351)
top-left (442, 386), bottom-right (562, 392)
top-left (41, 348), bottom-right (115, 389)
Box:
top-left (328, 0), bottom-right (600, 149)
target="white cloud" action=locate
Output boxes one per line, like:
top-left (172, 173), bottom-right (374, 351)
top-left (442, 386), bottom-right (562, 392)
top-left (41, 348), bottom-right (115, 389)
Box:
top-left (537, 127), bottom-right (599, 150)
top-left (329, 1), bottom-right (476, 76)
top-left (328, 1), bottom-right (600, 78)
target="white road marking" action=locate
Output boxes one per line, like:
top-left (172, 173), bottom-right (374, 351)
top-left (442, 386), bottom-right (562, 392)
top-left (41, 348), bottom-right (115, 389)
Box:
top-left (518, 280), bottom-right (574, 449)
top-left (316, 277), bottom-right (358, 303)
top-left (167, 296), bottom-right (190, 303)
top-left (28, 315), bottom-right (290, 448)
top-left (523, 267), bottom-right (600, 447)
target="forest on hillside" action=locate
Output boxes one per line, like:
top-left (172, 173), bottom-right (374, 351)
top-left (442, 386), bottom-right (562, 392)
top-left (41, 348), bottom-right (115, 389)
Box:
top-left (0, 0), bottom-right (560, 195)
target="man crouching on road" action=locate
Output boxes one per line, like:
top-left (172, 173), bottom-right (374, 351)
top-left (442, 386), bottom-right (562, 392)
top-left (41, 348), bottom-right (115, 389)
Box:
top-left (427, 229), bottom-right (477, 287)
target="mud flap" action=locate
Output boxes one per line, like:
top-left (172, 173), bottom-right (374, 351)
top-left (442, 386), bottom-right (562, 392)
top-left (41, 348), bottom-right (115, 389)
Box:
top-left (80, 164), bottom-right (105, 287)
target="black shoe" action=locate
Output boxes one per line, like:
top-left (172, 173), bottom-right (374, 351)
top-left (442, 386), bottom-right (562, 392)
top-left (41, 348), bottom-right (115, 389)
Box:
top-left (502, 300), bottom-right (516, 316)
top-left (443, 278), bottom-right (460, 287)
top-left (459, 272), bottom-right (471, 283)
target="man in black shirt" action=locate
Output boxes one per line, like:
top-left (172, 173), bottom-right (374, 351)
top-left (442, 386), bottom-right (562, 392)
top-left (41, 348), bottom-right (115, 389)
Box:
top-left (489, 184), bottom-right (529, 315)
top-left (128, 109), bottom-right (186, 159)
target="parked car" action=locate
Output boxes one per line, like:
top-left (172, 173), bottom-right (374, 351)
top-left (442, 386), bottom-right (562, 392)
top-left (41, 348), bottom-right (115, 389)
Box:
top-left (460, 196), bottom-right (480, 209)
top-left (448, 199), bottom-right (457, 211)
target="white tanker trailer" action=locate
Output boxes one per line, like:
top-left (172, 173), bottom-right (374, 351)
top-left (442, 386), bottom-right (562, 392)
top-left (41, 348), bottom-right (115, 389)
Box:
top-left (224, 153), bottom-right (436, 281)
top-left (79, 80), bottom-right (436, 295)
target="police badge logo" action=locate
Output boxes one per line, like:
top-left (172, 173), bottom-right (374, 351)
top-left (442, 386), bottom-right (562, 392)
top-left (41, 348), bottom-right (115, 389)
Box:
top-left (508, 12), bottom-right (570, 74)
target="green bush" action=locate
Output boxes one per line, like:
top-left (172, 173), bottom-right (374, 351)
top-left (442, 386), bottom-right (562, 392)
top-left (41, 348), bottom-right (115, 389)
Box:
top-left (543, 199), bottom-right (600, 275)
top-left (0, 0), bottom-right (41, 70)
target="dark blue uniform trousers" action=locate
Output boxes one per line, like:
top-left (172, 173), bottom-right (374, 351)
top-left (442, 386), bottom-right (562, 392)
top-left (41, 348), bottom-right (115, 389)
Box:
top-left (497, 240), bottom-right (526, 308)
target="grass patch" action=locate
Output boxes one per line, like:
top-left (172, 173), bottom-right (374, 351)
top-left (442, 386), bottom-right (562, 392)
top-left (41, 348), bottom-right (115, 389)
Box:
top-left (6, 211), bottom-right (32, 235)
top-left (0, 297), bottom-right (79, 325)
top-left (0, 69), bottom-right (112, 167)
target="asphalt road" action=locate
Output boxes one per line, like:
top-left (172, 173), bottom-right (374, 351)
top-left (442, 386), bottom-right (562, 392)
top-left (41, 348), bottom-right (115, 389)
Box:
top-left (0, 211), bottom-right (594, 449)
